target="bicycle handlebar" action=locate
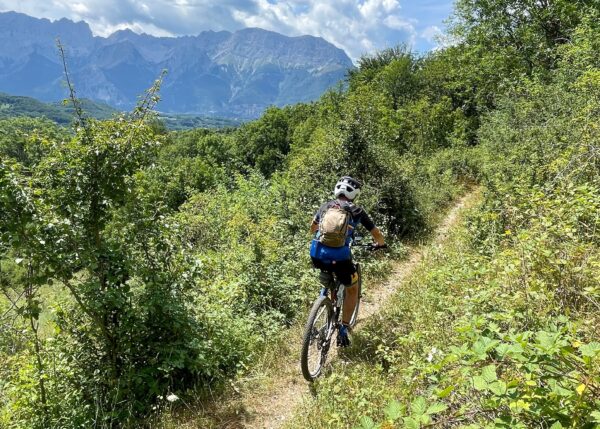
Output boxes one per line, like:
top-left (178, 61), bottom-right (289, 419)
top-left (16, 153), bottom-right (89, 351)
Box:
top-left (351, 240), bottom-right (388, 251)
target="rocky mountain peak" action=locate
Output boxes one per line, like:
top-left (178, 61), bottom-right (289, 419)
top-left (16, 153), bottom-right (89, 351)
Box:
top-left (0, 11), bottom-right (353, 118)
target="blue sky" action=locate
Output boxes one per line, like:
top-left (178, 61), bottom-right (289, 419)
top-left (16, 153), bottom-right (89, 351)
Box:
top-left (0, 0), bottom-right (455, 60)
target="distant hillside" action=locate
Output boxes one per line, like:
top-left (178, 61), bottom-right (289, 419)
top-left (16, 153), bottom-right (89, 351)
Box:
top-left (0, 92), bottom-right (241, 129)
top-left (158, 113), bottom-right (240, 130)
top-left (0, 92), bottom-right (117, 124)
top-left (0, 11), bottom-right (353, 119)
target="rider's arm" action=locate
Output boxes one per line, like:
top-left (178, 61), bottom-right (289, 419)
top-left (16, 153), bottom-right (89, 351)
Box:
top-left (370, 227), bottom-right (385, 247)
top-left (359, 208), bottom-right (385, 247)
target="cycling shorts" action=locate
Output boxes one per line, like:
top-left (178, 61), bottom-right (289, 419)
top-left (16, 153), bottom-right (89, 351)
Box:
top-left (311, 257), bottom-right (357, 286)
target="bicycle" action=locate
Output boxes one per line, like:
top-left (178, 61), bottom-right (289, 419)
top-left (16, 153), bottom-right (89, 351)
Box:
top-left (300, 238), bottom-right (383, 382)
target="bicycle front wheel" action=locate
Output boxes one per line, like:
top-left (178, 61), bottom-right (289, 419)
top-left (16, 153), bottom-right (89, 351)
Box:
top-left (300, 295), bottom-right (334, 382)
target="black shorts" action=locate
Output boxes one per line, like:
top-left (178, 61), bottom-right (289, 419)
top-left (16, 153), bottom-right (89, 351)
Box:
top-left (311, 257), bottom-right (357, 286)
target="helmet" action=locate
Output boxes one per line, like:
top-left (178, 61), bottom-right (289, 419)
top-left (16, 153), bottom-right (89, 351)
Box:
top-left (334, 176), bottom-right (361, 200)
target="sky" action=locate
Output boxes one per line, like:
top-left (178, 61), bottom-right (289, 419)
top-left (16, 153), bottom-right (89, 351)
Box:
top-left (0, 0), bottom-right (455, 60)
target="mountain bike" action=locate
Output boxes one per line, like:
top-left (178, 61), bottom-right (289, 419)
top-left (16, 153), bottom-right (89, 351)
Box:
top-left (300, 239), bottom-right (382, 382)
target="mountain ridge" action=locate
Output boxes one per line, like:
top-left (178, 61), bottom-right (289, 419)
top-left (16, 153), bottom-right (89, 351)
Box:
top-left (0, 91), bottom-right (241, 129)
top-left (0, 11), bottom-right (353, 118)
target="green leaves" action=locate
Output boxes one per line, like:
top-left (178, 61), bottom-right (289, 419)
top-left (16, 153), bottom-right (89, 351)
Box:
top-left (473, 375), bottom-right (488, 391)
top-left (472, 364), bottom-right (507, 396)
top-left (481, 364), bottom-right (497, 383)
top-left (472, 336), bottom-right (500, 361)
top-left (356, 397), bottom-right (448, 429)
top-left (426, 402), bottom-right (448, 415)
top-left (402, 396), bottom-right (448, 427)
top-left (410, 396), bottom-right (428, 416)
top-left (488, 380), bottom-right (507, 396)
top-left (535, 331), bottom-right (564, 352)
top-left (436, 385), bottom-right (454, 399)
top-left (579, 342), bottom-right (600, 358)
top-left (356, 416), bottom-right (377, 429)
top-left (384, 400), bottom-right (403, 421)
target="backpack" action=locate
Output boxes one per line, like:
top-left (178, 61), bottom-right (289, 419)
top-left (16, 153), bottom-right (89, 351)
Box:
top-left (318, 203), bottom-right (350, 247)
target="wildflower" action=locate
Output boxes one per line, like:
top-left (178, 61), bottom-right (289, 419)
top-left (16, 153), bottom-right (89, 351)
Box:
top-left (166, 394), bottom-right (179, 402)
top-left (427, 346), bottom-right (439, 362)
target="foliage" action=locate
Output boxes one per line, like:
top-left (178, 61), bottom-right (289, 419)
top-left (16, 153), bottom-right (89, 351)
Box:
top-left (1, 33), bottom-right (473, 427)
top-left (286, 5), bottom-right (600, 429)
top-left (0, 117), bottom-right (69, 167)
top-left (5, 1), bottom-right (600, 427)
top-left (1, 79), bottom-right (251, 426)
top-left (448, 0), bottom-right (591, 108)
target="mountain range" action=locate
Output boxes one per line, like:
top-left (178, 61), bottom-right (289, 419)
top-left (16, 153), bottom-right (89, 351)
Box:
top-left (0, 11), bottom-right (353, 118)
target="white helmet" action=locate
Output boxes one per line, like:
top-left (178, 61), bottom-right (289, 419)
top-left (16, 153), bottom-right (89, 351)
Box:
top-left (334, 176), bottom-right (361, 200)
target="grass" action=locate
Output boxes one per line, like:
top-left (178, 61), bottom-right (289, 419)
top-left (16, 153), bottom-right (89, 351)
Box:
top-left (153, 190), bottom-right (476, 429)
top-left (152, 241), bottom-right (411, 429)
top-left (284, 186), bottom-right (600, 429)
top-left (284, 192), bottom-right (482, 429)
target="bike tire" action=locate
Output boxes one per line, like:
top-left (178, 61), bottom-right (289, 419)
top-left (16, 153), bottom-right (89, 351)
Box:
top-left (348, 263), bottom-right (362, 328)
top-left (300, 295), bottom-right (334, 382)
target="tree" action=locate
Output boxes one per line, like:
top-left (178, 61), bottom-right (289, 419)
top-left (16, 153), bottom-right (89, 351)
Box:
top-left (234, 106), bottom-right (293, 176)
top-left (449, 0), bottom-right (594, 107)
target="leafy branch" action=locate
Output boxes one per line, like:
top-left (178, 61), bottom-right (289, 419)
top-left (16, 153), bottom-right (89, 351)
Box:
top-left (56, 39), bottom-right (89, 132)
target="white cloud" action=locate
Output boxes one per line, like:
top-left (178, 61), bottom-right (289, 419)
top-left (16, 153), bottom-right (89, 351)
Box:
top-left (232, 0), bottom-right (417, 59)
top-left (359, 0), bottom-right (398, 20)
top-left (0, 0), bottom-right (426, 60)
top-left (421, 25), bottom-right (441, 43)
top-left (420, 24), bottom-right (453, 51)
top-left (94, 20), bottom-right (175, 37)
top-left (384, 15), bottom-right (413, 31)
top-left (70, 3), bottom-right (90, 14)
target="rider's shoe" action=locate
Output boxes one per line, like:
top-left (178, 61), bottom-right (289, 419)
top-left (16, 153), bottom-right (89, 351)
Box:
top-left (337, 324), bottom-right (350, 347)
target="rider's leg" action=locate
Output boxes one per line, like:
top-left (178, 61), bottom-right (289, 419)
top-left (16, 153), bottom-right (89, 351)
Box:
top-left (342, 271), bottom-right (359, 325)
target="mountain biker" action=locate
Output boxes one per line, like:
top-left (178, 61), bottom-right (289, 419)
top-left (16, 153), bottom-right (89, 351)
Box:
top-left (309, 176), bottom-right (386, 347)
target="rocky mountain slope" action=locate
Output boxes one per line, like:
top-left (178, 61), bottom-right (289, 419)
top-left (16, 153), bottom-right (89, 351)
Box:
top-left (0, 12), bottom-right (353, 118)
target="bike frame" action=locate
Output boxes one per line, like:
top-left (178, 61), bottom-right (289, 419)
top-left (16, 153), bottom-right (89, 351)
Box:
top-left (301, 237), bottom-right (376, 381)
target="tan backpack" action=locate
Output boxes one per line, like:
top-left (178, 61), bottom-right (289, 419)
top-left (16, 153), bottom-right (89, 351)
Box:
top-left (319, 204), bottom-right (350, 247)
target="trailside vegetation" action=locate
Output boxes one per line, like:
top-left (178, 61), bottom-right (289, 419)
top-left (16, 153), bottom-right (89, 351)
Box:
top-left (1, 0), bottom-right (599, 427)
top-left (0, 41), bottom-right (470, 429)
top-left (286, 2), bottom-right (600, 429)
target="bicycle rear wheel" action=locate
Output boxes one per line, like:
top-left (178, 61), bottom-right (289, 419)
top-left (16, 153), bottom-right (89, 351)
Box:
top-left (348, 263), bottom-right (362, 328)
top-left (300, 295), bottom-right (334, 381)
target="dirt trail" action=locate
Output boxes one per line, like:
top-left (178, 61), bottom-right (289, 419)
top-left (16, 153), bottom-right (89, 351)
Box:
top-left (235, 190), bottom-right (480, 429)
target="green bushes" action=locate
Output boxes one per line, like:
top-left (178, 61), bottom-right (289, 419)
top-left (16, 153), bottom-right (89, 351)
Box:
top-left (0, 59), bottom-right (474, 426)
top-left (286, 6), bottom-right (600, 428)
top-left (176, 173), bottom-right (315, 325)
top-left (0, 117), bottom-right (69, 167)
top-left (1, 90), bottom-right (471, 427)
top-left (1, 103), bottom-right (236, 425)
top-left (289, 185), bottom-right (600, 428)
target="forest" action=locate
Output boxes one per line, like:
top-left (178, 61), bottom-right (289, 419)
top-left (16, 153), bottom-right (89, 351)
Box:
top-left (0, 0), bottom-right (599, 428)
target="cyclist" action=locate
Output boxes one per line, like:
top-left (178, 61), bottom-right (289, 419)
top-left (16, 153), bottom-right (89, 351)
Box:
top-left (309, 176), bottom-right (386, 347)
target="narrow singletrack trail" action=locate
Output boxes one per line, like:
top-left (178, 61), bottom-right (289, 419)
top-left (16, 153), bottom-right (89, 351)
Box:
top-left (232, 190), bottom-right (480, 429)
